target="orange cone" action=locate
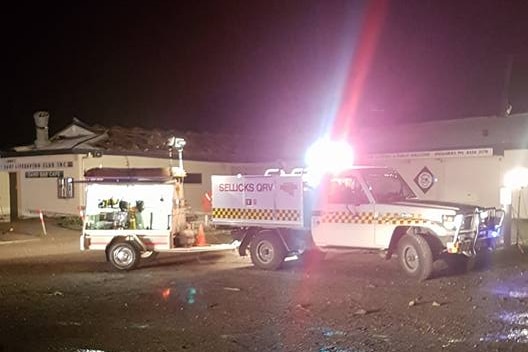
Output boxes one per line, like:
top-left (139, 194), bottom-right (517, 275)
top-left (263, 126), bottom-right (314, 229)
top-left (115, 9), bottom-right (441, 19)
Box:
top-left (195, 224), bottom-right (207, 246)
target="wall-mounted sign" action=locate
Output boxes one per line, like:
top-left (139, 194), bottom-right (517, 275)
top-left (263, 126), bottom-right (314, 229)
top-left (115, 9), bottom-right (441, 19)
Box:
top-left (368, 147), bottom-right (493, 160)
top-left (414, 167), bottom-right (435, 194)
top-left (25, 170), bottom-right (64, 178)
top-left (0, 159), bottom-right (74, 171)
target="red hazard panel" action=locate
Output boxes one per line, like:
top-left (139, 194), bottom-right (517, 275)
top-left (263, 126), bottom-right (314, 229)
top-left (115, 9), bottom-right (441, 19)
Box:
top-left (202, 191), bottom-right (212, 212)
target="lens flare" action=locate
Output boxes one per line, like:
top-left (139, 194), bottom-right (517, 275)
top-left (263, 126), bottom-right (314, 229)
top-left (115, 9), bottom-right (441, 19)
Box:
top-left (161, 288), bottom-right (171, 300)
top-left (304, 137), bottom-right (354, 186)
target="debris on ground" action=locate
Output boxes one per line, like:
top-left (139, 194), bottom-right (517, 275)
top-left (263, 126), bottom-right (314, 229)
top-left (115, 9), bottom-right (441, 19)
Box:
top-left (223, 287), bottom-right (241, 292)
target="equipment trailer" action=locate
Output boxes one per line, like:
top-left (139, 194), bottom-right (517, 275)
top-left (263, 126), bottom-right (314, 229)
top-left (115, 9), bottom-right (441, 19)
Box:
top-left (80, 166), bottom-right (236, 270)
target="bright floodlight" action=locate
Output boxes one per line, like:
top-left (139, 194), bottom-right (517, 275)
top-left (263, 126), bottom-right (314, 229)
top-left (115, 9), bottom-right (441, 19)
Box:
top-left (167, 137), bottom-right (186, 151)
top-left (504, 167), bottom-right (528, 189)
top-left (304, 137), bottom-right (354, 186)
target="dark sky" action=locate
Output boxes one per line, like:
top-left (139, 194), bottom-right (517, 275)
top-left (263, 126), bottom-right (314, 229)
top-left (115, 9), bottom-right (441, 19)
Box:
top-left (5, 0), bottom-right (528, 149)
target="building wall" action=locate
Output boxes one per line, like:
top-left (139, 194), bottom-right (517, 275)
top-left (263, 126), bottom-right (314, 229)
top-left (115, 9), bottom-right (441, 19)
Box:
top-left (364, 154), bottom-right (501, 207)
top-left (5, 148), bottom-right (528, 220)
top-left (500, 150), bottom-right (528, 218)
top-left (365, 149), bottom-right (528, 218)
top-left (0, 153), bottom-right (271, 218)
top-left (0, 172), bottom-right (9, 221)
top-left (0, 154), bottom-right (82, 217)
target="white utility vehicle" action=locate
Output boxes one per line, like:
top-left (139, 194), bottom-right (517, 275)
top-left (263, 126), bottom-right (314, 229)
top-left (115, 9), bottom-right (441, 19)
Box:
top-left (211, 167), bottom-right (504, 280)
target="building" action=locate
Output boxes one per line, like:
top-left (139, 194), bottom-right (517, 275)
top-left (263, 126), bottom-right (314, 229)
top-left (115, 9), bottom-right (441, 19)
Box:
top-left (4, 110), bottom-right (528, 230)
top-left (355, 113), bottom-right (528, 219)
top-left (0, 113), bottom-right (277, 221)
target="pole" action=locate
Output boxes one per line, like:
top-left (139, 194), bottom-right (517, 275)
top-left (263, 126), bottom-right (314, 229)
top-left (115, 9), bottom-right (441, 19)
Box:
top-left (516, 187), bottom-right (523, 246)
top-left (500, 55), bottom-right (514, 117)
top-left (503, 204), bottom-right (512, 248)
top-left (39, 209), bottom-right (47, 236)
top-left (178, 149), bottom-right (184, 170)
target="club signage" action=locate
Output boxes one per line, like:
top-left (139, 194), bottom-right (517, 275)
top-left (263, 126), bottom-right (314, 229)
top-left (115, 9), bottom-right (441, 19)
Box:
top-left (0, 159), bottom-right (74, 171)
top-left (369, 148), bottom-right (493, 160)
top-left (25, 170), bottom-right (64, 178)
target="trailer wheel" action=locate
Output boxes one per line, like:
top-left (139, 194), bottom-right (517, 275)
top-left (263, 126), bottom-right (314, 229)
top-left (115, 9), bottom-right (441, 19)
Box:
top-left (108, 241), bottom-right (140, 270)
top-left (250, 231), bottom-right (286, 270)
top-left (397, 234), bottom-right (433, 281)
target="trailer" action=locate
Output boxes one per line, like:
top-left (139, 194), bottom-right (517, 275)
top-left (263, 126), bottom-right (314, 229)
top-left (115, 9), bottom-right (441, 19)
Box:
top-left (80, 166), bottom-right (237, 270)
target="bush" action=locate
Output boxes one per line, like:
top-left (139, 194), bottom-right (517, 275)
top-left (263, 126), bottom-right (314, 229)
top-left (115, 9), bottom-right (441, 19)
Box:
top-left (57, 216), bottom-right (83, 231)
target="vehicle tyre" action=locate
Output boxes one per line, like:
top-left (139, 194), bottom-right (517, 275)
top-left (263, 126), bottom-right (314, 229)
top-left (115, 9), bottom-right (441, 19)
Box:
top-left (108, 241), bottom-right (140, 270)
top-left (249, 231), bottom-right (286, 270)
top-left (397, 234), bottom-right (433, 281)
top-left (140, 250), bottom-right (159, 262)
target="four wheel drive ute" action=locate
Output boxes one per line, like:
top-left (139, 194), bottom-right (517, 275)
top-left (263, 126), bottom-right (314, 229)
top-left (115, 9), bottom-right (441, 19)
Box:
top-left (211, 167), bottom-right (505, 280)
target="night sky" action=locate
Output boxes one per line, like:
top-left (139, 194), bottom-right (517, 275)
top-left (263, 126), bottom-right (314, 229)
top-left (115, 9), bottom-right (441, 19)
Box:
top-left (5, 0), bottom-right (528, 149)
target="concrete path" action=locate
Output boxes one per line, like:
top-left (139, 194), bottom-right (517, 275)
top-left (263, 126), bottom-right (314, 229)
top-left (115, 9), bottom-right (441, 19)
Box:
top-left (0, 218), bottom-right (80, 261)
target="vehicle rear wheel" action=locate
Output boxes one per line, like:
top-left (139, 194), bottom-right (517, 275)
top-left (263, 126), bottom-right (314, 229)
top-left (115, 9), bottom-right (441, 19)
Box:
top-left (397, 234), bottom-right (433, 281)
top-left (108, 241), bottom-right (140, 270)
top-left (250, 231), bottom-right (286, 270)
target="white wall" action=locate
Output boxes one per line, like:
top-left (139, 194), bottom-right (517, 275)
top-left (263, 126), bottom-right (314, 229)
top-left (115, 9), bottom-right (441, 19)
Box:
top-left (501, 150), bottom-right (528, 218)
top-left (364, 149), bottom-right (528, 219)
top-left (0, 153), bottom-right (277, 218)
top-left (9, 149), bottom-right (528, 219)
top-left (17, 155), bottom-right (82, 217)
top-left (366, 155), bottom-right (503, 208)
top-left (0, 154), bottom-right (83, 217)
top-left (0, 172), bottom-right (9, 220)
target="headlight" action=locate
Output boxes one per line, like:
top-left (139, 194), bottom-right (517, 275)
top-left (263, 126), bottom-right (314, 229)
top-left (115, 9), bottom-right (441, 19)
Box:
top-left (479, 211), bottom-right (489, 220)
top-left (442, 214), bottom-right (463, 230)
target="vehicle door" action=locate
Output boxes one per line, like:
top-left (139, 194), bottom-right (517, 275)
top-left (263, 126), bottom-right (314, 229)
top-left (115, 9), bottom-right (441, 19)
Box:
top-left (311, 174), bottom-right (376, 248)
top-left (360, 168), bottom-right (418, 248)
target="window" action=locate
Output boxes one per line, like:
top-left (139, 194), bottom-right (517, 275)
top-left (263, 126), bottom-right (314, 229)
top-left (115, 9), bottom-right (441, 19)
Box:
top-left (57, 177), bottom-right (74, 199)
top-left (185, 173), bottom-right (202, 184)
top-left (327, 176), bottom-right (369, 204)
top-left (361, 169), bottom-right (416, 203)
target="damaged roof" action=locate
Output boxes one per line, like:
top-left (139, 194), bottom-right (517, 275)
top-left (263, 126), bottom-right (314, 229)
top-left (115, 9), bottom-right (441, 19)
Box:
top-left (90, 124), bottom-right (285, 162)
top-left (4, 118), bottom-right (303, 163)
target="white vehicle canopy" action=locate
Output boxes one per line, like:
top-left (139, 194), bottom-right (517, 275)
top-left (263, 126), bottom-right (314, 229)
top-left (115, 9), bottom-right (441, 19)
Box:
top-left (211, 173), bottom-right (305, 228)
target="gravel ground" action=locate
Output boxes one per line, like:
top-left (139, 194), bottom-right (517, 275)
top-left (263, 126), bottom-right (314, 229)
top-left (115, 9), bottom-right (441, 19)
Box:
top-left (0, 219), bottom-right (527, 352)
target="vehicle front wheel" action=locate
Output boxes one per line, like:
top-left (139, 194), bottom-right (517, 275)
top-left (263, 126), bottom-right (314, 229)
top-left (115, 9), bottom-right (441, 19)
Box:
top-left (397, 234), bottom-right (433, 281)
top-left (249, 231), bottom-right (286, 270)
top-left (108, 241), bottom-right (140, 271)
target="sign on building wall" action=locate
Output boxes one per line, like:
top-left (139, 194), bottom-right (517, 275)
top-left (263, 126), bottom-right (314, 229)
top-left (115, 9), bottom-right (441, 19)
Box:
top-left (414, 167), bottom-right (435, 194)
top-left (25, 171), bottom-right (64, 178)
top-left (0, 159), bottom-right (74, 171)
top-left (368, 148), bottom-right (493, 160)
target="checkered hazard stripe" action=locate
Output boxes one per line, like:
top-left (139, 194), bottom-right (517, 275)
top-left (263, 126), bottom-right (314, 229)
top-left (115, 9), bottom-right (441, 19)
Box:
top-left (320, 212), bottom-right (429, 225)
top-left (213, 208), bottom-right (301, 222)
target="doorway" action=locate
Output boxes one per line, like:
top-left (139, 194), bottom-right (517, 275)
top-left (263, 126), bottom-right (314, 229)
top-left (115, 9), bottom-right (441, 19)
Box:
top-left (9, 172), bottom-right (18, 221)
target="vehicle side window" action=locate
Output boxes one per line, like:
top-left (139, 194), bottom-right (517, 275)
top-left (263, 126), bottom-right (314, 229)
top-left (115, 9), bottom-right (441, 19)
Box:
top-left (328, 176), bottom-right (369, 204)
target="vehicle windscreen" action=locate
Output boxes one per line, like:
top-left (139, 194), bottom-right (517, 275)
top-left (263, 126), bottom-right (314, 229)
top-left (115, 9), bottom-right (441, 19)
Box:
top-left (361, 169), bottom-right (416, 203)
